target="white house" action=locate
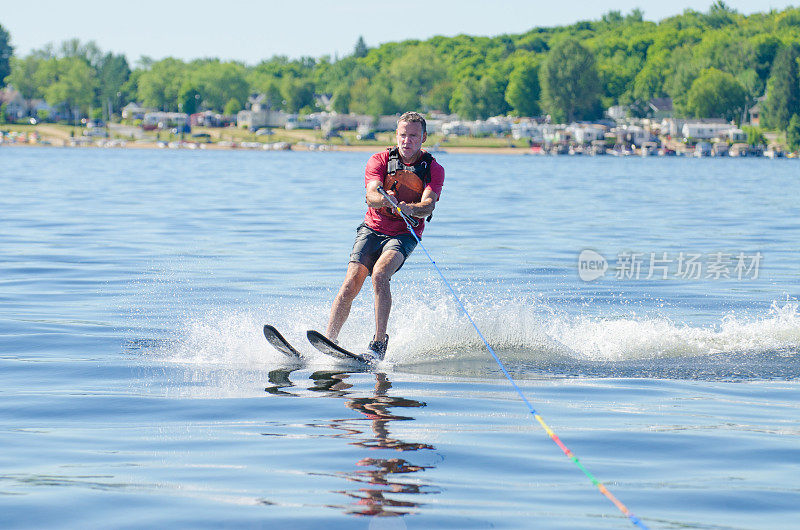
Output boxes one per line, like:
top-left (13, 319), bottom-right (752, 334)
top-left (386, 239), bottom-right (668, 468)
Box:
top-left (616, 125), bottom-right (651, 146)
top-left (681, 120), bottom-right (733, 140)
top-left (511, 120), bottom-right (544, 141)
top-left (441, 121), bottom-right (470, 136)
top-left (142, 112), bottom-right (189, 131)
top-left (606, 105), bottom-right (627, 121)
top-left (237, 108), bottom-right (289, 129)
top-left (571, 124), bottom-right (606, 144)
top-left (121, 102), bottom-right (152, 120)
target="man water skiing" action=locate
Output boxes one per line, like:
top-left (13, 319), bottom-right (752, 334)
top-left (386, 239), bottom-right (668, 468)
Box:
top-left (324, 111), bottom-right (445, 361)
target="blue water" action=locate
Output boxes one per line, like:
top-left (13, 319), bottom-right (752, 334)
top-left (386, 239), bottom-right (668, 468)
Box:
top-left (1, 146), bottom-right (799, 529)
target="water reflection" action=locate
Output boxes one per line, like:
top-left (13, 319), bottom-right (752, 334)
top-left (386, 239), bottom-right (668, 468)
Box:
top-left (266, 369), bottom-right (438, 517)
top-left (319, 372), bottom-right (437, 517)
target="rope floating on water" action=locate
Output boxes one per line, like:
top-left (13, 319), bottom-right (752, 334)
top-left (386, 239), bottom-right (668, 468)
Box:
top-left (378, 187), bottom-right (648, 529)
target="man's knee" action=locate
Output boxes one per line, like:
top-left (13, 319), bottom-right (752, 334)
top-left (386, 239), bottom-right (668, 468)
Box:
top-left (372, 268), bottom-right (392, 290)
top-left (338, 263), bottom-right (368, 300)
top-left (372, 257), bottom-right (401, 290)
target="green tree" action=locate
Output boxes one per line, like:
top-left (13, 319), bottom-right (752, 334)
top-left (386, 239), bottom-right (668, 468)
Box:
top-left (0, 23), bottom-right (12, 88)
top-left (137, 58), bottom-right (187, 111)
top-left (763, 43), bottom-right (800, 130)
top-left (5, 56), bottom-right (44, 99)
top-left (685, 68), bottom-right (746, 121)
top-left (189, 60), bottom-right (249, 112)
top-left (58, 39), bottom-right (103, 67)
top-left (331, 86), bottom-right (351, 113)
top-left (704, 1), bottom-right (737, 29)
top-left (632, 56), bottom-right (668, 103)
top-left (388, 44), bottom-right (445, 111)
top-left (348, 77), bottom-right (370, 115)
top-left (423, 80), bottom-right (453, 113)
top-left (364, 74), bottom-right (396, 117)
top-left (787, 114), bottom-right (800, 151)
top-left (44, 57), bottom-right (97, 119)
top-left (223, 98), bottom-right (242, 115)
top-left (743, 125), bottom-right (766, 146)
top-left (450, 77), bottom-right (480, 119)
top-left (477, 75), bottom-right (508, 118)
top-left (97, 53), bottom-right (131, 118)
top-left (178, 84), bottom-right (201, 114)
top-left (539, 38), bottom-right (602, 122)
top-left (353, 36), bottom-right (368, 58)
top-left (750, 34), bottom-right (782, 82)
top-left (281, 76), bottom-right (316, 113)
top-left (505, 59), bottom-right (541, 116)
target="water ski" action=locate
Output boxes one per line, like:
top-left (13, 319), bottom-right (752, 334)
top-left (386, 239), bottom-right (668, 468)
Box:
top-left (306, 330), bottom-right (373, 364)
top-left (263, 325), bottom-right (301, 358)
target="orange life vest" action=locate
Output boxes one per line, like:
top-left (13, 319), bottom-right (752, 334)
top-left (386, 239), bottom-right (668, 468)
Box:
top-left (381, 147), bottom-right (434, 220)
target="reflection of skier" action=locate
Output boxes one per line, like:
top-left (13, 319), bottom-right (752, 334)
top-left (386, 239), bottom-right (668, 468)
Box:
top-left (338, 372), bottom-right (437, 516)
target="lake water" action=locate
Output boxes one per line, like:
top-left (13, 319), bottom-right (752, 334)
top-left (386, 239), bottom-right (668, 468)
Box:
top-left (1, 145), bottom-right (799, 529)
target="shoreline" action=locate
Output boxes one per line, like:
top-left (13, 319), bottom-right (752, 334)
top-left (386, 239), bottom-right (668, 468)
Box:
top-left (0, 140), bottom-right (532, 155)
top-left (2, 130), bottom-right (796, 158)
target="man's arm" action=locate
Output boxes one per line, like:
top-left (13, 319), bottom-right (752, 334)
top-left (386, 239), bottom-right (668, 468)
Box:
top-left (365, 180), bottom-right (390, 208)
top-left (365, 180), bottom-right (438, 218)
top-left (399, 188), bottom-right (438, 219)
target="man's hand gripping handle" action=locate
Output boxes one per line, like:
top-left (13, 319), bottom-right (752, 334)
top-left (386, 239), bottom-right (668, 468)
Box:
top-left (376, 186), bottom-right (419, 228)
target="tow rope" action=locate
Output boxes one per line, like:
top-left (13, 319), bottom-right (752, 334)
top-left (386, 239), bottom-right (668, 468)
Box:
top-left (376, 185), bottom-right (648, 529)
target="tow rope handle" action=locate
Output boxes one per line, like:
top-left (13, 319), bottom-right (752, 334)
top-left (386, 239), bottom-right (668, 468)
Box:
top-left (377, 185), bottom-right (419, 228)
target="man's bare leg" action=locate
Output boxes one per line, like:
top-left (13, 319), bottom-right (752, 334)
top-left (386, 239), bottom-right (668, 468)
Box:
top-left (371, 250), bottom-right (405, 341)
top-left (325, 262), bottom-right (369, 341)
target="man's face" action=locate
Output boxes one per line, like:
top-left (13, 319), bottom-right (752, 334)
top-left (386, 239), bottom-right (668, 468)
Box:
top-left (396, 120), bottom-right (426, 161)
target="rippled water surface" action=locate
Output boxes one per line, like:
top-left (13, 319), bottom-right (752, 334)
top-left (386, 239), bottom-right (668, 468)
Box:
top-left (1, 146), bottom-right (799, 529)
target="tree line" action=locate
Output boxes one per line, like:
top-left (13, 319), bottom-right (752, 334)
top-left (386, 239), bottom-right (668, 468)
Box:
top-left (2, 2), bottom-right (800, 137)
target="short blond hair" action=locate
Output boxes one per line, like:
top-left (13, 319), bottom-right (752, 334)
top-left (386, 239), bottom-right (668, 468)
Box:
top-left (398, 111), bottom-right (426, 135)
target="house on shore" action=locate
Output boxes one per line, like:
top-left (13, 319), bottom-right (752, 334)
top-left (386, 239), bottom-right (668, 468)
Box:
top-left (0, 87), bottom-right (28, 120)
top-left (647, 98), bottom-right (673, 120)
top-left (747, 95), bottom-right (766, 127)
top-left (142, 111), bottom-right (190, 132)
top-left (681, 119), bottom-right (735, 140)
top-left (121, 103), bottom-right (153, 121)
top-left (237, 94), bottom-right (290, 130)
top-left (570, 123), bottom-right (607, 144)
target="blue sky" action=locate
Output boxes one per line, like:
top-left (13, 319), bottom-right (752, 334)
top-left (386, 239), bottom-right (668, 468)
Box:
top-left (2, 1), bottom-right (798, 64)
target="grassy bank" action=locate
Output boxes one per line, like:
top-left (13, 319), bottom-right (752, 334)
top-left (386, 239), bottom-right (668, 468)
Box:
top-left (1, 123), bottom-right (533, 149)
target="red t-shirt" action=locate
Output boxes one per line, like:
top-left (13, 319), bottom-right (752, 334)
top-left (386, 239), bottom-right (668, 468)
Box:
top-left (363, 149), bottom-right (445, 238)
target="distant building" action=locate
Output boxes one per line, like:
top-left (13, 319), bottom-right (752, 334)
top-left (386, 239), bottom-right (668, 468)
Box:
top-left (315, 94), bottom-right (333, 111)
top-left (190, 111), bottom-right (230, 128)
top-left (681, 120), bottom-right (734, 140)
top-left (236, 94), bottom-right (289, 129)
top-left (647, 98), bottom-right (673, 119)
top-left (26, 99), bottom-right (66, 121)
top-left (121, 103), bottom-right (152, 121)
top-left (142, 112), bottom-right (189, 131)
top-left (606, 105), bottom-right (628, 121)
top-left (0, 87), bottom-right (27, 120)
top-left (615, 125), bottom-right (651, 146)
top-left (237, 108), bottom-right (289, 130)
top-left (511, 120), bottom-right (544, 141)
top-left (470, 117), bottom-right (511, 136)
top-left (747, 96), bottom-right (766, 127)
top-left (441, 121), bottom-right (471, 136)
top-left (571, 124), bottom-right (607, 144)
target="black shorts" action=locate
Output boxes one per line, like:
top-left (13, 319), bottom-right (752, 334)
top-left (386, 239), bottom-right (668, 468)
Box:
top-left (349, 223), bottom-right (418, 274)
